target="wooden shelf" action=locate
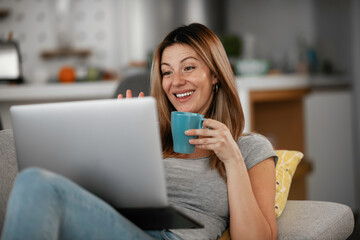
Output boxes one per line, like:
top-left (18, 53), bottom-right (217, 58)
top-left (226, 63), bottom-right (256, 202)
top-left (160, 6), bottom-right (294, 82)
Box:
top-left (41, 48), bottom-right (91, 59)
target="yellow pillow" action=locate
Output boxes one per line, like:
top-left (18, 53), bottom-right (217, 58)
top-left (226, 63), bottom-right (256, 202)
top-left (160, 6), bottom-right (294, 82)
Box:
top-left (218, 229), bottom-right (230, 240)
top-left (274, 150), bottom-right (303, 217)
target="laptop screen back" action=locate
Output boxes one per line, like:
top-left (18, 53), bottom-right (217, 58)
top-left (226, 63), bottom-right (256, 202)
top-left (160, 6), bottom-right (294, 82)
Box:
top-left (10, 98), bottom-right (168, 208)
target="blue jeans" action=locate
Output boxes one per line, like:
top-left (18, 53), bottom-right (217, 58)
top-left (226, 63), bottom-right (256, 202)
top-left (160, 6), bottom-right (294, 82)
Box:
top-left (1, 168), bottom-right (183, 240)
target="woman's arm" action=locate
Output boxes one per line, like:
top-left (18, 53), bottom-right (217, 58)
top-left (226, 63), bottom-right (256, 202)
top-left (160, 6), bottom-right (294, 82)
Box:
top-left (225, 157), bottom-right (276, 240)
top-left (187, 119), bottom-right (277, 240)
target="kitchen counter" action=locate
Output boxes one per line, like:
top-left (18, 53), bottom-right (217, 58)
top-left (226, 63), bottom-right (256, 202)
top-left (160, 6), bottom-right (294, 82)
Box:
top-left (0, 80), bottom-right (119, 101)
top-left (236, 74), bottom-right (350, 90)
top-left (0, 80), bottom-right (120, 129)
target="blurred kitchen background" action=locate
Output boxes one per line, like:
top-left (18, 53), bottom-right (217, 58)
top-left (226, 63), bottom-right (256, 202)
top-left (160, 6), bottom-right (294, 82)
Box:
top-left (0, 0), bottom-right (359, 228)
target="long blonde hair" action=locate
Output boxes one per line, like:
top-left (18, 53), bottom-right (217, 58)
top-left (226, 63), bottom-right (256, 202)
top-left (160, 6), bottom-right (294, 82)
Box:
top-left (151, 23), bottom-right (244, 178)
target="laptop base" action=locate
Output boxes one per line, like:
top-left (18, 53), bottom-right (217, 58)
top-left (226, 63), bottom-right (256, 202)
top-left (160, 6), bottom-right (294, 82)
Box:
top-left (117, 206), bottom-right (204, 230)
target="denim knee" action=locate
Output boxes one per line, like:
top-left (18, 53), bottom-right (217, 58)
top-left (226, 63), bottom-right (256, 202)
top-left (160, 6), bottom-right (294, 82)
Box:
top-left (3, 168), bottom-right (64, 240)
top-left (13, 167), bottom-right (61, 199)
top-left (17, 167), bottom-right (55, 184)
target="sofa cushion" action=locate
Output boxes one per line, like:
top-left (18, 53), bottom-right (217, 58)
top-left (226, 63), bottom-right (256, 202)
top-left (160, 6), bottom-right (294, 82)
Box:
top-left (277, 200), bottom-right (354, 240)
top-left (0, 130), bottom-right (18, 232)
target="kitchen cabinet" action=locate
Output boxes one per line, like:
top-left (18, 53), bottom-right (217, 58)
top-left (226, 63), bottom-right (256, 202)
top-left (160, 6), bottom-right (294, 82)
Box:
top-left (305, 89), bottom-right (356, 209)
top-left (236, 74), bottom-right (350, 200)
top-left (249, 88), bottom-right (312, 200)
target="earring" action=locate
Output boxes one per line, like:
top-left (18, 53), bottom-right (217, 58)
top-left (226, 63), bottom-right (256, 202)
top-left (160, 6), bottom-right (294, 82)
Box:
top-left (214, 83), bottom-right (219, 93)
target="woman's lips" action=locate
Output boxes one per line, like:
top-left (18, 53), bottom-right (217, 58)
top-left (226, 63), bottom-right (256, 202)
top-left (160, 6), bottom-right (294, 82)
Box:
top-left (174, 90), bottom-right (194, 98)
top-left (173, 90), bottom-right (194, 102)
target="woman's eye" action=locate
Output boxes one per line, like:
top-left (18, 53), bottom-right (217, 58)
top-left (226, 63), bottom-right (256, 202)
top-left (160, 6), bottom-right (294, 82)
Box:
top-left (184, 66), bottom-right (195, 71)
top-left (162, 71), bottom-right (171, 76)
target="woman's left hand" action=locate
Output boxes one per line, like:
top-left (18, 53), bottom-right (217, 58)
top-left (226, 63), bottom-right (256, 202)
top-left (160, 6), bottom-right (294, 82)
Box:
top-left (186, 119), bottom-right (242, 164)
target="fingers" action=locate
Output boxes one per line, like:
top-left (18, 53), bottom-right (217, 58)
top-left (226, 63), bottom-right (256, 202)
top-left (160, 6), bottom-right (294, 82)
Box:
top-left (118, 90), bottom-right (144, 99)
top-left (195, 143), bottom-right (219, 150)
top-left (185, 128), bottom-right (215, 137)
top-left (185, 119), bottom-right (224, 136)
top-left (202, 118), bottom-right (224, 129)
top-left (189, 137), bottom-right (218, 145)
top-left (126, 89), bottom-right (133, 98)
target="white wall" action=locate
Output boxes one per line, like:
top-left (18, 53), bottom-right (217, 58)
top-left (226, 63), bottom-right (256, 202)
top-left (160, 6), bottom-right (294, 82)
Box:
top-left (225, 0), bottom-right (315, 71)
top-left (313, 0), bottom-right (352, 78)
top-left (225, 0), bottom-right (353, 77)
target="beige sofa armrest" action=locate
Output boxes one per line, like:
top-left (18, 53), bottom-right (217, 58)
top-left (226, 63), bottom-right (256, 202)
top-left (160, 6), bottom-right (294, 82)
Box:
top-left (277, 200), bottom-right (354, 240)
top-left (0, 130), bottom-right (18, 233)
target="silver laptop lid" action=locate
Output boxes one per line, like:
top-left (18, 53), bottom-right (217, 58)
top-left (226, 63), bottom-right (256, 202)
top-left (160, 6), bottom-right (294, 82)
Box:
top-left (10, 97), bottom-right (168, 208)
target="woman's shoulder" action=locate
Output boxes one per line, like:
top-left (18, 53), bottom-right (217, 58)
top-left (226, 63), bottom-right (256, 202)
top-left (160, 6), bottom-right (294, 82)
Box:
top-left (237, 132), bottom-right (273, 146)
top-left (236, 133), bottom-right (278, 170)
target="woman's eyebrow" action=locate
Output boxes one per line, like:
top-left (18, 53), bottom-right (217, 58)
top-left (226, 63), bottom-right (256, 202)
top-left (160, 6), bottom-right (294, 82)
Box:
top-left (180, 56), bottom-right (199, 63)
top-left (161, 56), bottom-right (199, 66)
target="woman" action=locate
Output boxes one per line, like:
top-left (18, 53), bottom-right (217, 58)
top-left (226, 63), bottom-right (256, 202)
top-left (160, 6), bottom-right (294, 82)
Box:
top-left (2, 23), bottom-right (277, 240)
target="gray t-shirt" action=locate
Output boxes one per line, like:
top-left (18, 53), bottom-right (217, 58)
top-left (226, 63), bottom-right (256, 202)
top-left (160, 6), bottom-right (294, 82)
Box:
top-left (164, 133), bottom-right (278, 240)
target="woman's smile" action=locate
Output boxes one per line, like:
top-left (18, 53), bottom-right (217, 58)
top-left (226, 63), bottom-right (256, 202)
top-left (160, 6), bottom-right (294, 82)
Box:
top-left (173, 90), bottom-right (195, 103)
top-left (174, 90), bottom-right (194, 98)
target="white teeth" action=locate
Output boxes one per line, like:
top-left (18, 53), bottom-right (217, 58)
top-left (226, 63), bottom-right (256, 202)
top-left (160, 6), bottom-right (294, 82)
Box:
top-left (176, 91), bottom-right (194, 98)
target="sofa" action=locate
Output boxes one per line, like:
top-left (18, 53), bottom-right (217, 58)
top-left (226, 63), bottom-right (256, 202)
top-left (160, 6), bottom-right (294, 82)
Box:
top-left (0, 129), bottom-right (355, 239)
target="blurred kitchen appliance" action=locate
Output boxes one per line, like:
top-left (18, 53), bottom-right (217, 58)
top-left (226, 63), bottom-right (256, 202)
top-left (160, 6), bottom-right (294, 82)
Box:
top-left (53, 0), bottom-right (73, 49)
top-left (121, 0), bottom-right (225, 63)
top-left (0, 40), bottom-right (23, 84)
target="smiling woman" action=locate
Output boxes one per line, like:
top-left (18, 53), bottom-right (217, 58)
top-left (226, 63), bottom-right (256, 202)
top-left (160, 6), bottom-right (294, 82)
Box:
top-left (151, 23), bottom-right (245, 175)
top-left (149, 23), bottom-right (278, 240)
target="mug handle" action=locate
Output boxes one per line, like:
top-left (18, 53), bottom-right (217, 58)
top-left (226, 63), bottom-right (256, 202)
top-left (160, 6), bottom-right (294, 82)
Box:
top-left (200, 117), bottom-right (206, 129)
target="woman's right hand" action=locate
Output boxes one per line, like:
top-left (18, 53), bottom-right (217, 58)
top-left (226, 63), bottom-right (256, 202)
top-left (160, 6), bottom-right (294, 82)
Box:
top-left (117, 89), bottom-right (145, 99)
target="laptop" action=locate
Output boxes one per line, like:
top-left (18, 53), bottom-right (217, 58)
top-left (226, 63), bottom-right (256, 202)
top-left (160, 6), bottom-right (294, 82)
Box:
top-left (10, 97), bottom-right (203, 230)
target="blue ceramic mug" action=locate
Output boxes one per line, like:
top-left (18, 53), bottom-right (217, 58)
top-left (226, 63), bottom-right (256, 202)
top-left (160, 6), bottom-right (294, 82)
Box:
top-left (171, 111), bottom-right (205, 154)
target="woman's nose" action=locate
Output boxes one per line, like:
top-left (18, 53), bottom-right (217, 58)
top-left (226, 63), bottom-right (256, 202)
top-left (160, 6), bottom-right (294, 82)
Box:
top-left (172, 71), bottom-right (186, 86)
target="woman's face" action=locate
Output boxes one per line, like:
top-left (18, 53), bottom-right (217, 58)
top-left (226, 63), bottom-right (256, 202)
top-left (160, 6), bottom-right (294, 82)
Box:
top-left (161, 44), bottom-right (217, 115)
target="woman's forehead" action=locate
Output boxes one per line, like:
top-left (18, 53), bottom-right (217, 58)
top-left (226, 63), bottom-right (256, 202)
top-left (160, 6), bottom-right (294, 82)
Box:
top-left (161, 44), bottom-right (198, 62)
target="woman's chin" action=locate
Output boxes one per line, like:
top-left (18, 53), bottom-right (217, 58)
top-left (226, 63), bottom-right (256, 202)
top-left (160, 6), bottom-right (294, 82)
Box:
top-left (173, 104), bottom-right (202, 114)
top-left (176, 109), bottom-right (192, 113)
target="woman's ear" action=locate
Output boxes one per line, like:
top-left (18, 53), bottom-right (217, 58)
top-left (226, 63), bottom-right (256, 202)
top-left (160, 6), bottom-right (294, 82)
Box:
top-left (212, 74), bottom-right (218, 84)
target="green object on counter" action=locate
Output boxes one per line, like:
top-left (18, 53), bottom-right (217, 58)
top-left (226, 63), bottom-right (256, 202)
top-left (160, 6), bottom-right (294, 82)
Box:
top-left (87, 67), bottom-right (100, 81)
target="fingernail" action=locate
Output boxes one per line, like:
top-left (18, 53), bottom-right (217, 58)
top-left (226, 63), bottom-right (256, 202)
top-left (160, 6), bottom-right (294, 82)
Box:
top-left (185, 130), bottom-right (189, 134)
